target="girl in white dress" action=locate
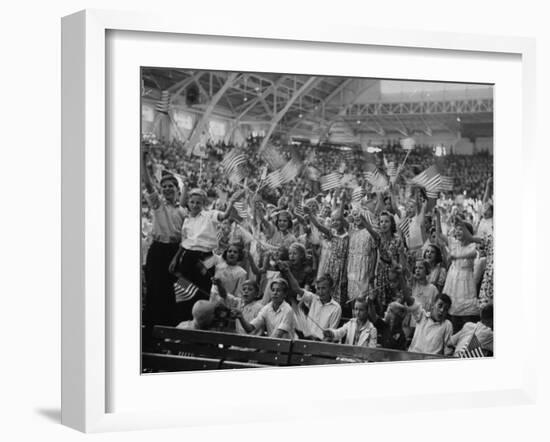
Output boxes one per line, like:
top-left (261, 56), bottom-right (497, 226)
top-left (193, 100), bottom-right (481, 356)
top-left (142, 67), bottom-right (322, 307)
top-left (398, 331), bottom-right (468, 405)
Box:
top-left (441, 219), bottom-right (480, 332)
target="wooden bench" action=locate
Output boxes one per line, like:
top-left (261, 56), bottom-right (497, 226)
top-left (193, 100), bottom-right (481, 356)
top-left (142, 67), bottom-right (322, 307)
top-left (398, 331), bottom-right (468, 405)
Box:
top-left (143, 326), bottom-right (444, 373)
top-left (289, 339), bottom-right (443, 365)
top-left (144, 326), bottom-right (292, 372)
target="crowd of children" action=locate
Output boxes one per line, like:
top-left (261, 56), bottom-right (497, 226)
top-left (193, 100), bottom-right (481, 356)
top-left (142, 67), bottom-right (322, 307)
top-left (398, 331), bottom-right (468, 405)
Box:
top-left (141, 135), bottom-right (494, 359)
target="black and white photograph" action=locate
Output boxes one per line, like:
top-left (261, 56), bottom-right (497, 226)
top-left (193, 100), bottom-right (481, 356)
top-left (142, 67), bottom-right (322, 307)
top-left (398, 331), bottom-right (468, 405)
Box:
top-left (140, 68), bottom-right (494, 372)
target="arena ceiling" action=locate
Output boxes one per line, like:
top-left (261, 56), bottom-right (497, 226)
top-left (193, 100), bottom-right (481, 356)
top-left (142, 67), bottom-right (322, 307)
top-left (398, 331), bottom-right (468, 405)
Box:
top-left (142, 68), bottom-right (493, 142)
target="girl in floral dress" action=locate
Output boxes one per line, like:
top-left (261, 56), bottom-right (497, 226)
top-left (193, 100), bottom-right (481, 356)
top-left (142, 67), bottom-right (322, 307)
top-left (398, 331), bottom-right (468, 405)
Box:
top-left (478, 233), bottom-right (493, 307)
top-left (363, 211), bottom-right (406, 313)
top-left (347, 208), bottom-right (376, 301)
top-left (302, 199), bottom-right (350, 312)
top-left (261, 210), bottom-right (297, 249)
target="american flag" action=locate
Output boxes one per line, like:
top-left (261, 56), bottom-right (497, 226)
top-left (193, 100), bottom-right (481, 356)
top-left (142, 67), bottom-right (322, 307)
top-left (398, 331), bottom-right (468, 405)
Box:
top-left (398, 216), bottom-right (412, 239)
top-left (279, 160), bottom-right (301, 183)
top-left (221, 149), bottom-right (247, 183)
top-left (233, 200), bottom-right (249, 220)
top-left (456, 333), bottom-right (484, 358)
top-left (264, 160), bottom-right (301, 189)
top-left (363, 169), bottom-right (388, 190)
top-left (294, 201), bottom-right (305, 217)
top-left (265, 169), bottom-right (284, 189)
top-left (341, 149), bottom-right (356, 163)
top-left (261, 144), bottom-right (286, 170)
top-left (439, 176), bottom-right (454, 191)
top-left (352, 186), bottom-right (364, 203)
top-left (155, 90), bottom-right (170, 114)
top-left (174, 277), bottom-right (201, 303)
top-left (320, 172), bottom-right (342, 191)
top-left (411, 165), bottom-right (441, 194)
top-left (361, 209), bottom-right (378, 228)
top-left (426, 190), bottom-right (440, 199)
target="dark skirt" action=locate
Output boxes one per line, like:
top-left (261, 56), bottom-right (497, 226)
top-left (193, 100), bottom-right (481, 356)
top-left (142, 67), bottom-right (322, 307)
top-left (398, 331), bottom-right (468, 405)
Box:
top-left (173, 248), bottom-right (215, 323)
top-left (143, 241), bottom-right (180, 328)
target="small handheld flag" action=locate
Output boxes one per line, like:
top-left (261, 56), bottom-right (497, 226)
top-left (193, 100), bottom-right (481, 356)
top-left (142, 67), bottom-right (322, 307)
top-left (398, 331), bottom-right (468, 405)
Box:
top-left (174, 277), bottom-right (201, 303)
top-left (155, 90), bottom-right (170, 114)
top-left (320, 172), bottom-right (342, 191)
top-left (456, 333), bottom-right (484, 358)
top-left (233, 200), bottom-right (249, 220)
top-left (221, 149), bottom-right (247, 184)
top-left (398, 216), bottom-right (412, 240)
top-left (352, 186), bottom-right (364, 203)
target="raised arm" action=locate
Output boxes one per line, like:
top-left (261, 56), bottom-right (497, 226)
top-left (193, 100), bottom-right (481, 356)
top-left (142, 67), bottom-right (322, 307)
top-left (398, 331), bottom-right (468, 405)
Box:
top-left (233, 310), bottom-right (256, 334)
top-left (433, 208), bottom-right (448, 246)
top-left (218, 189), bottom-right (246, 221)
top-left (278, 261), bottom-right (305, 297)
top-left (245, 249), bottom-right (263, 277)
top-left (337, 189), bottom-right (348, 219)
top-left (360, 212), bottom-right (380, 243)
top-left (305, 211), bottom-right (331, 239)
top-left (387, 188), bottom-right (400, 215)
top-left (179, 179), bottom-right (188, 207)
top-left (141, 150), bottom-right (154, 193)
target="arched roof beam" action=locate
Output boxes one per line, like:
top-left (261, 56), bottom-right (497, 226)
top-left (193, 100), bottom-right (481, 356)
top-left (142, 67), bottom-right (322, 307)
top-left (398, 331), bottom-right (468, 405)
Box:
top-left (184, 72), bottom-right (240, 155)
top-left (259, 77), bottom-right (318, 153)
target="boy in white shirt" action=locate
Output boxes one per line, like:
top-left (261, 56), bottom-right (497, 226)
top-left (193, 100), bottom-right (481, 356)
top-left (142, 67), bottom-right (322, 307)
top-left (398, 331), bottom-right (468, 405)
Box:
top-left (279, 263), bottom-right (342, 340)
top-left (403, 291), bottom-right (454, 356)
top-left (234, 279), bottom-right (295, 339)
top-left (323, 297), bottom-right (377, 348)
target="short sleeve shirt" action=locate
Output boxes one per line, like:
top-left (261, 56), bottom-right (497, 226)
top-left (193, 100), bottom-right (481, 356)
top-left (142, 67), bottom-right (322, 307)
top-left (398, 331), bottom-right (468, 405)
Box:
top-left (250, 301), bottom-right (295, 338)
top-left (145, 190), bottom-right (187, 243)
top-left (181, 210), bottom-right (223, 252)
top-left (300, 291), bottom-right (342, 340)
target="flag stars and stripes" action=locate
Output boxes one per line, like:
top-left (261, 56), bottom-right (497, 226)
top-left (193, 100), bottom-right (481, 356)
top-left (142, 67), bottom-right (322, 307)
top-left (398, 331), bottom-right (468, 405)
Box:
top-left (173, 277), bottom-right (200, 303)
top-left (155, 90), bottom-right (170, 114)
top-left (233, 200), bottom-right (249, 220)
top-left (221, 149), bottom-right (247, 184)
top-left (398, 217), bottom-right (412, 239)
top-left (320, 172), bottom-right (342, 191)
top-left (456, 334), bottom-right (485, 358)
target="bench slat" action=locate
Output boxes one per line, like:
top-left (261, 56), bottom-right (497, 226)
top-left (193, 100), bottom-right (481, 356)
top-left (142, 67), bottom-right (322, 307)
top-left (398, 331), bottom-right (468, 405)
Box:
top-left (288, 354), bottom-right (351, 365)
top-left (154, 326), bottom-right (292, 352)
top-left (291, 340), bottom-right (443, 362)
top-left (220, 360), bottom-right (267, 370)
top-left (159, 342), bottom-right (289, 366)
top-left (142, 353), bottom-right (220, 372)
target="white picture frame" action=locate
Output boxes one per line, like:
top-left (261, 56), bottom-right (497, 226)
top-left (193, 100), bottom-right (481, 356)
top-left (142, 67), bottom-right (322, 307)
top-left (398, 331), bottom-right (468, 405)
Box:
top-left (61, 9), bottom-right (537, 433)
